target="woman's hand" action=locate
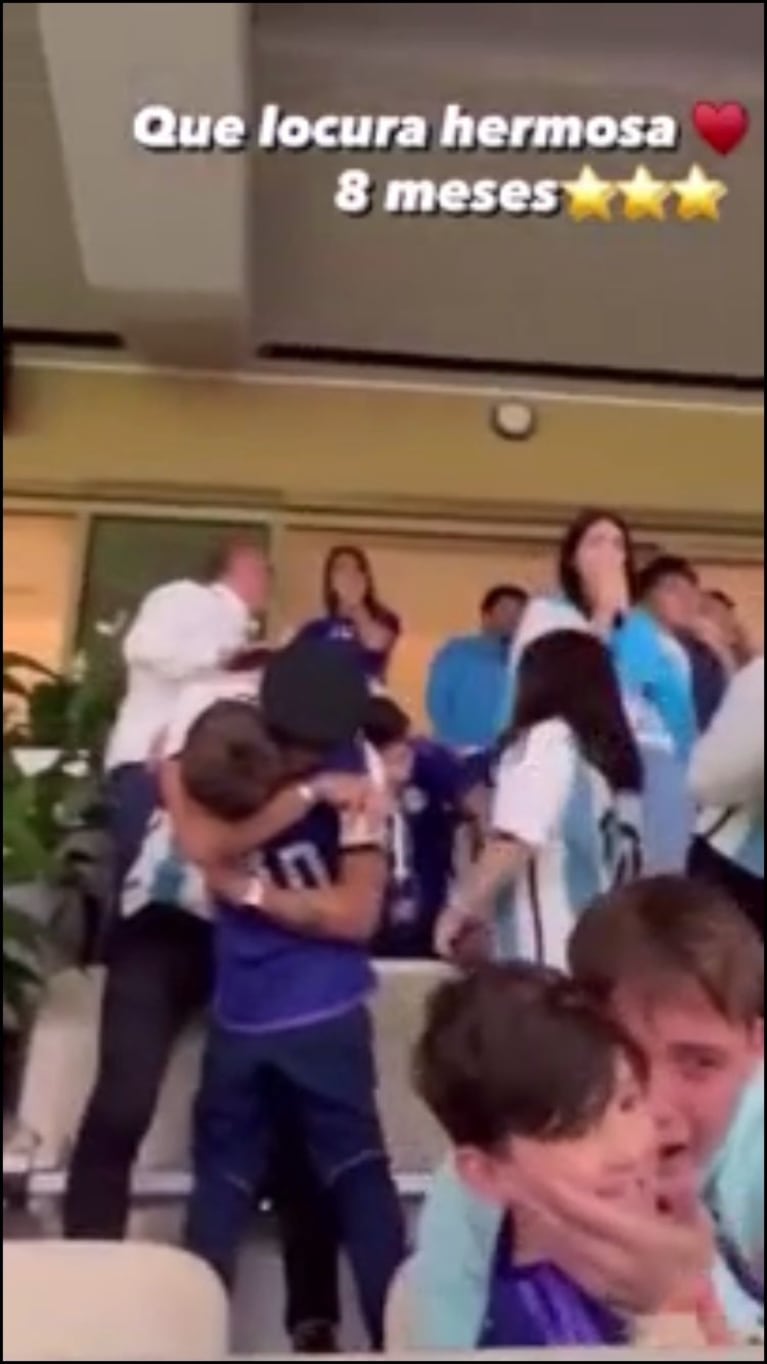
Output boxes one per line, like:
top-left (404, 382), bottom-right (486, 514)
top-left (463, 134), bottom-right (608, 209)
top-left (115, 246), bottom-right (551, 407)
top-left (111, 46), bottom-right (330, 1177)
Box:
top-left (434, 904), bottom-right (492, 966)
top-left (510, 1174), bottom-right (715, 1315)
top-left (589, 551), bottom-right (631, 627)
top-left (311, 773), bottom-right (390, 820)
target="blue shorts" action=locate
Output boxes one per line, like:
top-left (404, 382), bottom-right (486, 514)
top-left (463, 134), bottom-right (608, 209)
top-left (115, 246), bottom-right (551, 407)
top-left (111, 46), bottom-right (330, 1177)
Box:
top-left (186, 1006), bottom-right (389, 1282)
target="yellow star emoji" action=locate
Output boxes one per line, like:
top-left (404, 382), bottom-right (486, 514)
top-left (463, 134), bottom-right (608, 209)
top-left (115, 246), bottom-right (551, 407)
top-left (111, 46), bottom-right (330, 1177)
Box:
top-left (619, 165), bottom-right (672, 221)
top-left (564, 165), bottom-right (618, 222)
top-left (673, 164), bottom-right (728, 222)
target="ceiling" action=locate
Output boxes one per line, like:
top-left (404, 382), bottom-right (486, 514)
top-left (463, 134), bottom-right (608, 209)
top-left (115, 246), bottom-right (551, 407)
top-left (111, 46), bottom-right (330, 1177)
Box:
top-left (3, 2), bottom-right (764, 380)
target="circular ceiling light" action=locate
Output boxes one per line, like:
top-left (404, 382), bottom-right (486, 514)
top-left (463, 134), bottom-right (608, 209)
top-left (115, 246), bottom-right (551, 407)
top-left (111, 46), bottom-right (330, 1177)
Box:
top-left (490, 399), bottom-right (536, 440)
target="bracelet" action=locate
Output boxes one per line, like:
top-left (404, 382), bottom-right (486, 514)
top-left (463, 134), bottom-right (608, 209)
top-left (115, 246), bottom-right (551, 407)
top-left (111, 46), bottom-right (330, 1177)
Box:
top-left (242, 876), bottom-right (264, 909)
top-left (297, 781), bottom-right (318, 808)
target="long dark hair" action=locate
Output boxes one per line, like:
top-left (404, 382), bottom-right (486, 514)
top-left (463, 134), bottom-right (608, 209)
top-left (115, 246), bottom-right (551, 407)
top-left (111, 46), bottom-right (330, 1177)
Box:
top-left (503, 631), bottom-right (643, 793)
top-left (558, 509), bottom-right (638, 619)
top-left (323, 544), bottom-right (388, 621)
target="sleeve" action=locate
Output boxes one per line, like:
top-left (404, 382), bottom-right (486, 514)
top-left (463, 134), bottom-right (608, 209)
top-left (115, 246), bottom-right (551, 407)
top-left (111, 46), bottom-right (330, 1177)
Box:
top-left (614, 612), bottom-right (698, 759)
top-left (492, 721), bottom-right (576, 847)
top-left (690, 660), bottom-right (765, 809)
top-left (426, 643), bottom-right (459, 743)
top-left (409, 1159), bottom-right (502, 1350)
top-left (123, 583), bottom-right (248, 683)
top-left (708, 1069), bottom-right (764, 1288)
top-left (458, 748), bottom-right (492, 787)
top-left (414, 741), bottom-right (466, 806)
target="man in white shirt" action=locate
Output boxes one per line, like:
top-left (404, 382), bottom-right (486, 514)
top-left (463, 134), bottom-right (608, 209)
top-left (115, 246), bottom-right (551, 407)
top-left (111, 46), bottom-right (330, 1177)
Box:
top-left (103, 537), bottom-right (269, 900)
top-left (106, 537), bottom-right (269, 772)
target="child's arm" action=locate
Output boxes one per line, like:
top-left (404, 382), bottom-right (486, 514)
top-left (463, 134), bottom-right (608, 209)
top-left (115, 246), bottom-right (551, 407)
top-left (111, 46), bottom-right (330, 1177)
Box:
top-left (434, 836), bottom-right (532, 960)
top-left (161, 757), bottom-right (376, 864)
top-left (206, 846), bottom-right (388, 943)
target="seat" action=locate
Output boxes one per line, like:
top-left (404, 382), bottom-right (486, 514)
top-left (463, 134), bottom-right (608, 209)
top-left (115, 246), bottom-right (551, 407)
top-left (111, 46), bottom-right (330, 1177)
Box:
top-left (12, 960), bottom-right (452, 1198)
top-left (2, 1240), bottom-right (228, 1360)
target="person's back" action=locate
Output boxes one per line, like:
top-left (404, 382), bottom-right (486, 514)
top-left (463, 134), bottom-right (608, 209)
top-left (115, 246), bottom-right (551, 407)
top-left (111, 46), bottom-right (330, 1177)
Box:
top-left (493, 719), bottom-right (642, 966)
top-left (436, 633), bottom-right (644, 972)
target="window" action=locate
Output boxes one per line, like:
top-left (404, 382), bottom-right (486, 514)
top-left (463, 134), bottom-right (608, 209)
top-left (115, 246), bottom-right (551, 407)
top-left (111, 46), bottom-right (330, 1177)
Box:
top-left (77, 516), bottom-right (270, 638)
top-left (3, 513), bottom-right (80, 667)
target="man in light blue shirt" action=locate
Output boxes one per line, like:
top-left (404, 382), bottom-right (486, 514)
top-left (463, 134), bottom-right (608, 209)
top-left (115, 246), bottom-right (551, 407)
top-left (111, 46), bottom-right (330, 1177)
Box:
top-left (427, 586), bottom-right (528, 750)
top-left (411, 876), bottom-right (764, 1346)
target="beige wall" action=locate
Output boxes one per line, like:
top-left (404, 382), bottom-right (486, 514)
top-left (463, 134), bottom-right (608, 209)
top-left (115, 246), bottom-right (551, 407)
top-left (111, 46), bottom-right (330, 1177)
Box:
top-left (4, 366), bottom-right (764, 529)
top-left (3, 512), bottom-right (80, 667)
top-left (4, 366), bottom-right (762, 715)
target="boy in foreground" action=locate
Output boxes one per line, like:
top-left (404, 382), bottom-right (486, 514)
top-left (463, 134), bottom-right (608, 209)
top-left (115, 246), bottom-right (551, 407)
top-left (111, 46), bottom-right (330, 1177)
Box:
top-left (416, 963), bottom-right (728, 1347)
top-left (412, 876), bottom-right (764, 1345)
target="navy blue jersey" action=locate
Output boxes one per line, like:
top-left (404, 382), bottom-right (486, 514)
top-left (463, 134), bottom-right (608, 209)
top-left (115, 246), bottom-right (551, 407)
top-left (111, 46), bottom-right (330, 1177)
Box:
top-left (294, 612), bottom-right (401, 681)
top-left (480, 1220), bottom-right (627, 1349)
top-left (213, 743), bottom-right (382, 1032)
top-left (374, 741), bottom-right (469, 959)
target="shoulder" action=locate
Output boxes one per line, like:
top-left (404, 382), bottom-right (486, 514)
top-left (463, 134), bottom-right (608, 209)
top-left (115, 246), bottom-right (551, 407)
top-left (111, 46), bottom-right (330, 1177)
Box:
top-left (413, 738), bottom-right (461, 788)
top-left (141, 578), bottom-right (202, 609)
top-left (431, 635), bottom-right (476, 665)
top-left (502, 719), bottom-right (576, 769)
top-left (514, 595), bottom-right (590, 657)
top-left (619, 607), bottom-right (663, 646)
top-left (295, 616), bottom-right (328, 638)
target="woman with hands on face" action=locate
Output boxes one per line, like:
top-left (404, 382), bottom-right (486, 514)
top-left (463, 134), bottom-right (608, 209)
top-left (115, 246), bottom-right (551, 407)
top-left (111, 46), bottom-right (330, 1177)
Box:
top-left (505, 509), bottom-right (699, 872)
top-left (294, 545), bottom-right (401, 683)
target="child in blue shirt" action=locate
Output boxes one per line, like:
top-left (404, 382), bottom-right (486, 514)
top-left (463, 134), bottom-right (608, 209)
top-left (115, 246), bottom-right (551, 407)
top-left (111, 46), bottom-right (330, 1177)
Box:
top-left (173, 641), bottom-right (405, 1349)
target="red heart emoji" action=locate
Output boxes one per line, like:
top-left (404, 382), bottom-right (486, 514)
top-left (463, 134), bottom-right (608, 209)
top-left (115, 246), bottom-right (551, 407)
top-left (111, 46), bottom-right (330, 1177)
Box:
top-left (693, 101), bottom-right (750, 155)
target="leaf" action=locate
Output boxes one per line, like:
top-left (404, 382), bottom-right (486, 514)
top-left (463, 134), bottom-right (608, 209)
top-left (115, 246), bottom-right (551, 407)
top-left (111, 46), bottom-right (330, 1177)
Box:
top-left (3, 903), bottom-right (42, 949)
top-left (2, 652), bottom-right (60, 680)
top-left (2, 675), bottom-right (30, 699)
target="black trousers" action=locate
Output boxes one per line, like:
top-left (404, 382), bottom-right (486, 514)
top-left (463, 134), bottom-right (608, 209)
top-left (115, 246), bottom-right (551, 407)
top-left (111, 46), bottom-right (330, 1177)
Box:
top-left (63, 906), bottom-right (341, 1332)
top-left (688, 836), bottom-right (765, 942)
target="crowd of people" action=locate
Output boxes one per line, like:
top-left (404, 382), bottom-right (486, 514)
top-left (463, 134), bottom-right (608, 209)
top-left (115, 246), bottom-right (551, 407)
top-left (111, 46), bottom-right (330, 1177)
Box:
top-left (60, 513), bottom-right (763, 1354)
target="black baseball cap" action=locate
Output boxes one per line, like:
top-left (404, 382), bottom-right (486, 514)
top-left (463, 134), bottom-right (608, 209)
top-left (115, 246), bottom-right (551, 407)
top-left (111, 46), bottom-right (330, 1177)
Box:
top-left (260, 638), bottom-right (368, 750)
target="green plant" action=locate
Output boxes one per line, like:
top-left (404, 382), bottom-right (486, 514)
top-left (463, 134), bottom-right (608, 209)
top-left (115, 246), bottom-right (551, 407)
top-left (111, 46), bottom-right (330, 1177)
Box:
top-left (3, 632), bottom-right (122, 1038)
top-left (3, 760), bottom-right (50, 1033)
top-left (3, 629), bottom-right (122, 768)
